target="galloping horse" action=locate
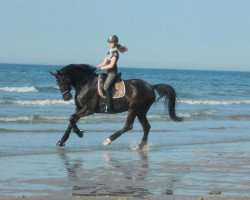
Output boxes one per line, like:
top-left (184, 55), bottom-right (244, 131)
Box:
top-left (50, 64), bottom-right (182, 149)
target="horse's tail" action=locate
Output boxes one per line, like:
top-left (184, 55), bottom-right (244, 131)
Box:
top-left (153, 84), bottom-right (183, 122)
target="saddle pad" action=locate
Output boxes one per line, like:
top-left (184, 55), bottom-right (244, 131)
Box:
top-left (98, 75), bottom-right (126, 99)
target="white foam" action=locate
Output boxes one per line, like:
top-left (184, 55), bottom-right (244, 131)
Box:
top-left (40, 116), bottom-right (68, 120)
top-left (0, 99), bottom-right (74, 106)
top-left (181, 99), bottom-right (250, 105)
top-left (0, 115), bottom-right (69, 122)
top-left (178, 113), bottom-right (192, 118)
top-left (130, 143), bottom-right (152, 152)
top-left (0, 86), bottom-right (38, 93)
top-left (0, 116), bottom-right (33, 122)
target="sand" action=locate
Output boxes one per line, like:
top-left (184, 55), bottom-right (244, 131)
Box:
top-left (0, 195), bottom-right (250, 200)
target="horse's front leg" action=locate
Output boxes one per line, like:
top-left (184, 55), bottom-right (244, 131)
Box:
top-left (57, 113), bottom-right (81, 147)
top-left (57, 108), bottom-right (93, 147)
top-left (71, 106), bottom-right (94, 137)
top-left (70, 114), bottom-right (84, 138)
top-left (57, 122), bottom-right (73, 147)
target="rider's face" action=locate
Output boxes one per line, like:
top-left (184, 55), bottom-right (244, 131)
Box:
top-left (108, 42), bottom-right (115, 49)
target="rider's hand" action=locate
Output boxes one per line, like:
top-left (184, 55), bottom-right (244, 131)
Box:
top-left (96, 66), bottom-right (102, 70)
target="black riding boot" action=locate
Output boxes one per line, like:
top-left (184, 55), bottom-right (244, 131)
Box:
top-left (104, 88), bottom-right (114, 112)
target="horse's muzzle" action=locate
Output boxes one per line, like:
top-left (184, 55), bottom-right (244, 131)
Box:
top-left (63, 93), bottom-right (72, 101)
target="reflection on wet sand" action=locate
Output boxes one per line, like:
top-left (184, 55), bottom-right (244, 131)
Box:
top-left (101, 151), bottom-right (151, 197)
top-left (58, 149), bottom-right (166, 198)
top-left (58, 149), bottom-right (84, 182)
top-left (1, 139), bottom-right (250, 198)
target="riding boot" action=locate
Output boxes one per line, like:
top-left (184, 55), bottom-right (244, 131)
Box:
top-left (104, 88), bottom-right (114, 112)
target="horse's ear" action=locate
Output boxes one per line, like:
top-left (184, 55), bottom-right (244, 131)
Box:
top-left (57, 70), bottom-right (63, 75)
top-left (49, 71), bottom-right (56, 76)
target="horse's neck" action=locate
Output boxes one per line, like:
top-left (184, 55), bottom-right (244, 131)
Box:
top-left (74, 74), bottom-right (98, 93)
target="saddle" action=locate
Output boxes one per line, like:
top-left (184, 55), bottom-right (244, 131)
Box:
top-left (98, 72), bottom-right (126, 99)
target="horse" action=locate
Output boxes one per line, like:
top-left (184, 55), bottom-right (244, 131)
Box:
top-left (50, 64), bottom-right (182, 149)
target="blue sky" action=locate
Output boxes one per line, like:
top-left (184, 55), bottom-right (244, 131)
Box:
top-left (0, 0), bottom-right (250, 71)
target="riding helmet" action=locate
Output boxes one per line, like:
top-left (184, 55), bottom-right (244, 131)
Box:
top-left (107, 35), bottom-right (119, 44)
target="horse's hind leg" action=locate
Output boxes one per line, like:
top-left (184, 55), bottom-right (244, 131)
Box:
top-left (137, 111), bottom-right (151, 149)
top-left (103, 109), bottom-right (137, 145)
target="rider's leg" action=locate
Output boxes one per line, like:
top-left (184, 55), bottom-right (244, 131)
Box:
top-left (103, 73), bottom-right (116, 112)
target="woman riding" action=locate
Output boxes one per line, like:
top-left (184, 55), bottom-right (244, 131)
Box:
top-left (96, 35), bottom-right (128, 112)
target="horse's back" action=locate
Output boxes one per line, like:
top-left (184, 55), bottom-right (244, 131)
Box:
top-left (123, 79), bottom-right (156, 101)
top-left (125, 78), bottom-right (153, 90)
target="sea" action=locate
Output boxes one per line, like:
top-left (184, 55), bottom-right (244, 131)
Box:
top-left (0, 63), bottom-right (250, 198)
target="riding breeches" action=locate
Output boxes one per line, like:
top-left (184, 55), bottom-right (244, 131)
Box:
top-left (104, 73), bottom-right (117, 91)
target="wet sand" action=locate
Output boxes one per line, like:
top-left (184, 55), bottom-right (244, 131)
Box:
top-left (0, 195), bottom-right (250, 200)
top-left (0, 130), bottom-right (250, 200)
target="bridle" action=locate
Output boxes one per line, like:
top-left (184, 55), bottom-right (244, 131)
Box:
top-left (60, 84), bottom-right (73, 96)
top-left (61, 89), bottom-right (71, 95)
top-left (57, 78), bottom-right (73, 96)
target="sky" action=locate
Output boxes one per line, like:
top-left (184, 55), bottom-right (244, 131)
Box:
top-left (0, 0), bottom-right (250, 71)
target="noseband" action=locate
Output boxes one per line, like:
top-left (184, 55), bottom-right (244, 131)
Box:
top-left (61, 86), bottom-right (73, 95)
top-left (61, 90), bottom-right (70, 95)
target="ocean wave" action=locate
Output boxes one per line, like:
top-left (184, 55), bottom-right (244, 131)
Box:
top-left (0, 128), bottom-right (60, 133)
top-left (0, 115), bottom-right (68, 123)
top-left (181, 99), bottom-right (250, 105)
top-left (1, 109), bottom-right (249, 124)
top-left (1, 97), bottom-right (249, 107)
top-left (37, 86), bottom-right (59, 92)
top-left (0, 86), bottom-right (38, 93)
top-left (0, 99), bottom-right (74, 106)
top-left (0, 114), bottom-right (165, 123)
top-left (0, 111), bottom-right (210, 123)
top-left (0, 85), bottom-right (60, 93)
top-left (0, 116), bottom-right (33, 122)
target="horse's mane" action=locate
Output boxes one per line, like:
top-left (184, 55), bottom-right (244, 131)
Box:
top-left (60, 64), bottom-right (96, 78)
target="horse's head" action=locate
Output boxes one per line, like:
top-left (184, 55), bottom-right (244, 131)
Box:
top-left (50, 70), bottom-right (72, 101)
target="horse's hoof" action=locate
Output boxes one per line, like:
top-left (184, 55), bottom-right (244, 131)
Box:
top-left (138, 144), bottom-right (144, 150)
top-left (56, 140), bottom-right (65, 147)
top-left (103, 138), bottom-right (112, 146)
top-left (139, 142), bottom-right (147, 150)
top-left (76, 130), bottom-right (84, 138)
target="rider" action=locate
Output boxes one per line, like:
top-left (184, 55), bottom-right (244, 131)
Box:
top-left (96, 35), bottom-right (128, 112)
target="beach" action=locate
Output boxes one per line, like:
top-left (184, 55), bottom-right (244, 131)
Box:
top-left (1, 130), bottom-right (250, 199)
top-left (0, 64), bottom-right (250, 199)
top-left (0, 195), bottom-right (250, 200)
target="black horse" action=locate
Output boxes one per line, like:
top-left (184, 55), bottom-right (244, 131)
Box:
top-left (50, 64), bottom-right (182, 149)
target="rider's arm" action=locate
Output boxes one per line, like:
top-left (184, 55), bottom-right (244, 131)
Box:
top-left (100, 56), bottom-right (117, 70)
top-left (96, 58), bottom-right (108, 69)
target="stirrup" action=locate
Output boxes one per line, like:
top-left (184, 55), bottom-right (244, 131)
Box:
top-left (105, 105), bottom-right (110, 113)
top-left (105, 104), bottom-right (113, 113)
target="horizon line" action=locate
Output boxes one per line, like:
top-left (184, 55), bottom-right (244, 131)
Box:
top-left (0, 62), bottom-right (249, 73)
